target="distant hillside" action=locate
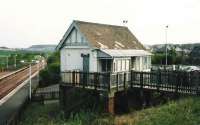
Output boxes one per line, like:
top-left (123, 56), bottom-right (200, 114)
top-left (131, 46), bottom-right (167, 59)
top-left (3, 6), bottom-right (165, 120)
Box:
top-left (0, 46), bottom-right (15, 51)
top-left (25, 45), bottom-right (56, 52)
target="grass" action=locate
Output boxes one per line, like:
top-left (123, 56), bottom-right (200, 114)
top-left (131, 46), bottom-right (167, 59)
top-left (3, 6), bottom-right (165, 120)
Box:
top-left (20, 97), bottom-right (200, 125)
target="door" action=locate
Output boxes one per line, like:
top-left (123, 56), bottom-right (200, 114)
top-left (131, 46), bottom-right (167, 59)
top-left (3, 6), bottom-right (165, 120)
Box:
top-left (82, 54), bottom-right (89, 86)
top-left (82, 54), bottom-right (89, 72)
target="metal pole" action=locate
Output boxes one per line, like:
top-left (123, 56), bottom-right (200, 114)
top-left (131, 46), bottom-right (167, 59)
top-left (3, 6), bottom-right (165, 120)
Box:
top-left (165, 25), bottom-right (168, 66)
top-left (37, 62), bottom-right (39, 82)
top-left (29, 64), bottom-right (32, 99)
top-left (6, 56), bottom-right (8, 69)
top-left (14, 55), bottom-right (16, 68)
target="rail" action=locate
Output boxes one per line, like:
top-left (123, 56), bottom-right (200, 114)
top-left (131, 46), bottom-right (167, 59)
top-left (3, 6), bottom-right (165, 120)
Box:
top-left (0, 63), bottom-right (44, 100)
top-left (0, 66), bottom-right (29, 81)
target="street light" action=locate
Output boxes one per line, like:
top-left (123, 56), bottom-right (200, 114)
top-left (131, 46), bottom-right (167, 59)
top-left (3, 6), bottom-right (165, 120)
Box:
top-left (165, 25), bottom-right (168, 66)
top-left (14, 54), bottom-right (17, 68)
top-left (29, 64), bottom-right (32, 99)
top-left (6, 56), bottom-right (8, 69)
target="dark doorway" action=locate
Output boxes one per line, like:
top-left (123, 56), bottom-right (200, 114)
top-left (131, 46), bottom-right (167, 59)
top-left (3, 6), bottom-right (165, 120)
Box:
top-left (82, 54), bottom-right (90, 72)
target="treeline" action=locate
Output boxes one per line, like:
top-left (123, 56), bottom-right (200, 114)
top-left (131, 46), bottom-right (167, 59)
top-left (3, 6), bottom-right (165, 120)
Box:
top-left (152, 46), bottom-right (200, 65)
top-left (0, 51), bottom-right (46, 70)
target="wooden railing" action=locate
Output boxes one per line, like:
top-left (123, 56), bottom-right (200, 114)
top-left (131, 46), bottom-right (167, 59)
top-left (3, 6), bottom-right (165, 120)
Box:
top-left (61, 71), bottom-right (110, 91)
top-left (61, 70), bottom-right (200, 95)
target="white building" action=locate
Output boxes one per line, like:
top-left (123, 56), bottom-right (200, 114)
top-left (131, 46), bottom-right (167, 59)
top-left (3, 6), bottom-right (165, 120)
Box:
top-left (56, 20), bottom-right (151, 73)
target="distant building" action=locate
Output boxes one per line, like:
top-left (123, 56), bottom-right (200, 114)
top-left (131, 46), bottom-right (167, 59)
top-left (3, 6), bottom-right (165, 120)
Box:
top-left (56, 20), bottom-right (151, 73)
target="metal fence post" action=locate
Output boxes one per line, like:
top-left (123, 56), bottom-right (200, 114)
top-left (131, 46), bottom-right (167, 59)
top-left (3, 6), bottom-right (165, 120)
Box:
top-left (156, 70), bottom-right (161, 91)
top-left (175, 72), bottom-right (179, 96)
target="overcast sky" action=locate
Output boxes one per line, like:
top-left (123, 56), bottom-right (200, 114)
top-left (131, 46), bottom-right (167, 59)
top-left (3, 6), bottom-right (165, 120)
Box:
top-left (0, 0), bottom-right (200, 48)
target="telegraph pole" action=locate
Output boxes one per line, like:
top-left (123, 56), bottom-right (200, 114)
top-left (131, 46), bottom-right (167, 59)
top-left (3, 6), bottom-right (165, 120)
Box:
top-left (14, 55), bottom-right (17, 68)
top-left (165, 25), bottom-right (168, 66)
top-left (29, 64), bottom-right (32, 99)
top-left (6, 56), bottom-right (8, 69)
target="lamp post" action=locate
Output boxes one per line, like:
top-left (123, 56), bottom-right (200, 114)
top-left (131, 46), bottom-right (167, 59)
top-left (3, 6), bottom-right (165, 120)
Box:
top-left (165, 25), bottom-right (168, 66)
top-left (6, 56), bottom-right (8, 69)
top-left (29, 63), bottom-right (32, 99)
top-left (14, 55), bottom-right (17, 68)
top-left (123, 20), bottom-right (129, 71)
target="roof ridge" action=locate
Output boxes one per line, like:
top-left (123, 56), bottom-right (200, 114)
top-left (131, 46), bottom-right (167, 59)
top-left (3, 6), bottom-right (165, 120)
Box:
top-left (74, 20), bottom-right (128, 29)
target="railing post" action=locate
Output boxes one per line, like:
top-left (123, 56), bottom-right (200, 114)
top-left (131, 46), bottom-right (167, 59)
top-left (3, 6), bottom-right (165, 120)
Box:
top-left (123, 72), bottom-right (126, 90)
top-left (140, 72), bottom-right (143, 89)
top-left (130, 70), bottom-right (133, 88)
top-left (116, 73), bottom-right (119, 91)
top-left (175, 72), bottom-right (179, 97)
top-left (72, 71), bottom-right (75, 86)
top-left (94, 73), bottom-right (98, 90)
top-left (83, 72), bottom-right (86, 89)
top-left (108, 73), bottom-right (111, 92)
top-left (157, 70), bottom-right (161, 91)
top-left (197, 72), bottom-right (200, 96)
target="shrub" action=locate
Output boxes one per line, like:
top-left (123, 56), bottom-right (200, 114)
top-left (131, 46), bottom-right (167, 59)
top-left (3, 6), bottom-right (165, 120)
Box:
top-left (39, 52), bottom-right (61, 87)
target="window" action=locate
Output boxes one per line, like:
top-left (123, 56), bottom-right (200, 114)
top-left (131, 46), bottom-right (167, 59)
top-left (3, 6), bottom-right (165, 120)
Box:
top-left (69, 35), bottom-right (72, 43)
top-left (117, 60), bottom-right (121, 72)
top-left (101, 59), bottom-right (111, 72)
top-left (81, 37), bottom-right (84, 43)
top-left (115, 61), bottom-right (118, 72)
top-left (143, 57), bottom-right (148, 69)
top-left (125, 60), bottom-right (130, 71)
top-left (122, 60), bottom-right (125, 71)
top-left (75, 29), bottom-right (78, 43)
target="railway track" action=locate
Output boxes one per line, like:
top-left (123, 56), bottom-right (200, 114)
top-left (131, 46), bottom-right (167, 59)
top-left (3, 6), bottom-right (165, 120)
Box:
top-left (0, 64), bottom-right (42, 99)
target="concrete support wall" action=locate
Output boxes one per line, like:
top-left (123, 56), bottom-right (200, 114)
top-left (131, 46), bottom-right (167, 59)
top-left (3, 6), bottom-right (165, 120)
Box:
top-left (60, 83), bottom-right (182, 116)
top-left (104, 96), bottom-right (115, 114)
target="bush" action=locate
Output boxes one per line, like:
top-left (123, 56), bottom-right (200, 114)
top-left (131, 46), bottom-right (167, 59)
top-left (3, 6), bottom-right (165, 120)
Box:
top-left (39, 51), bottom-right (61, 87)
top-left (39, 63), bottom-right (60, 87)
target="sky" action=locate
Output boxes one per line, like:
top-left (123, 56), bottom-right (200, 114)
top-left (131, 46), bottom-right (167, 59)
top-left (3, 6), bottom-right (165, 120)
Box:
top-left (0, 0), bottom-right (200, 48)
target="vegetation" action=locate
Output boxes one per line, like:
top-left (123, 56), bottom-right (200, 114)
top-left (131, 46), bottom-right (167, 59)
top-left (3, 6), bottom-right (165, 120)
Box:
top-left (151, 44), bottom-right (200, 66)
top-left (151, 47), bottom-right (189, 65)
top-left (0, 50), bottom-right (46, 70)
top-left (188, 46), bottom-right (200, 65)
top-left (39, 51), bottom-right (61, 87)
top-left (20, 97), bottom-right (200, 125)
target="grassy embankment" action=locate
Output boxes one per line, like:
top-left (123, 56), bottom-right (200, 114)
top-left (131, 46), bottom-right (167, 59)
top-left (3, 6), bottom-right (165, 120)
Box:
top-left (20, 97), bottom-right (200, 125)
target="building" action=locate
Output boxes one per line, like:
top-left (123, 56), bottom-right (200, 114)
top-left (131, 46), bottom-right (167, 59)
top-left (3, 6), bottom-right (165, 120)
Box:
top-left (56, 20), bottom-right (151, 73)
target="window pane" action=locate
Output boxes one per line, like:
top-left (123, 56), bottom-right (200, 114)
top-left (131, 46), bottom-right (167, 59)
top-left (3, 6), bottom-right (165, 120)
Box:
top-left (126, 60), bottom-right (129, 71)
top-left (122, 60), bottom-right (125, 71)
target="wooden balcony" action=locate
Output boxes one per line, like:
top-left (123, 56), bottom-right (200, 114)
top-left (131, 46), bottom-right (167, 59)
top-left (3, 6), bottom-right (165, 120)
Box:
top-left (61, 70), bottom-right (200, 95)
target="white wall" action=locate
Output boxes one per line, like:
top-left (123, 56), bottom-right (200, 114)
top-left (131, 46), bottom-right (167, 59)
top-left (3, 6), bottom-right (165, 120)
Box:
top-left (60, 47), bottom-right (98, 72)
top-left (60, 25), bottom-right (99, 72)
top-left (64, 28), bottom-right (85, 44)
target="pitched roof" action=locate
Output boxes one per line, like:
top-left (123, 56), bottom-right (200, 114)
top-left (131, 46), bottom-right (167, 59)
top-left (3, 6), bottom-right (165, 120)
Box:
top-left (57, 20), bottom-right (146, 50)
top-left (75, 20), bottom-right (146, 50)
